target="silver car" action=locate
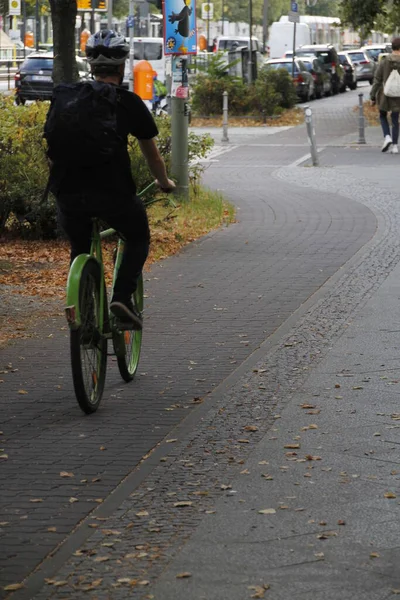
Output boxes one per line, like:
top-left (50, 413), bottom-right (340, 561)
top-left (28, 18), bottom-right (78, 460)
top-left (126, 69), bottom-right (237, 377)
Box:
top-left (346, 50), bottom-right (375, 83)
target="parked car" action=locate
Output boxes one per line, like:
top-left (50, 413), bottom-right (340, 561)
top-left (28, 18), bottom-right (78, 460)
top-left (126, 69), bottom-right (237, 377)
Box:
top-left (345, 49), bottom-right (375, 83)
top-left (266, 57), bottom-right (315, 102)
top-left (338, 52), bottom-right (357, 90)
top-left (301, 56), bottom-right (332, 98)
top-left (362, 44), bottom-right (392, 63)
top-left (295, 44), bottom-right (345, 95)
top-left (15, 53), bottom-right (90, 105)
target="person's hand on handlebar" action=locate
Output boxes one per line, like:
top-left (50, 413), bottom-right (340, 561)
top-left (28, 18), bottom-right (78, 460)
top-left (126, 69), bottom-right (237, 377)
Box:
top-left (156, 178), bottom-right (176, 193)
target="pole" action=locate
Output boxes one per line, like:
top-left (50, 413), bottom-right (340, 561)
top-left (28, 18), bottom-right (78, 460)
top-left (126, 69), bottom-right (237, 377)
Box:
top-left (207, 13), bottom-right (210, 51)
top-left (129, 0), bottom-right (134, 92)
top-left (292, 20), bottom-right (297, 78)
top-left (358, 92), bottom-right (366, 144)
top-left (222, 90), bottom-right (229, 142)
top-left (90, 7), bottom-right (95, 33)
top-left (248, 0), bottom-right (253, 84)
top-left (107, 0), bottom-right (112, 29)
top-left (35, 0), bottom-right (39, 50)
top-left (262, 0), bottom-right (268, 54)
top-left (222, 0), bottom-right (225, 35)
top-left (171, 56), bottom-right (189, 201)
top-left (22, 0), bottom-right (26, 58)
top-left (304, 105), bottom-right (319, 166)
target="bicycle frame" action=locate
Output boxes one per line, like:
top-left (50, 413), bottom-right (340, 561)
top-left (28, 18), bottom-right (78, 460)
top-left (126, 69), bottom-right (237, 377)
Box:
top-left (65, 182), bottom-right (157, 332)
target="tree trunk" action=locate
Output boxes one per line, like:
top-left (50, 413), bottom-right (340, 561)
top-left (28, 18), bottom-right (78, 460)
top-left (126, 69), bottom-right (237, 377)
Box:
top-left (49, 0), bottom-right (79, 85)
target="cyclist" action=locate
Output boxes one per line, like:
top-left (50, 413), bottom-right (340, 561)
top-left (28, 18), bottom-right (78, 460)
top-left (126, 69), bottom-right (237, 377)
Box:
top-left (46, 30), bottom-right (175, 329)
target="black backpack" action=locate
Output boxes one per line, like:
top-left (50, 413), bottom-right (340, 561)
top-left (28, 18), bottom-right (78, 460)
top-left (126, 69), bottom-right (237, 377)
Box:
top-left (44, 80), bottom-right (123, 167)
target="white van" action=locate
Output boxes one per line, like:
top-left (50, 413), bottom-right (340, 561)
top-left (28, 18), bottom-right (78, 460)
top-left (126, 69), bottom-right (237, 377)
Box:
top-left (214, 35), bottom-right (262, 54)
top-left (268, 22), bottom-right (311, 59)
top-left (123, 37), bottom-right (165, 85)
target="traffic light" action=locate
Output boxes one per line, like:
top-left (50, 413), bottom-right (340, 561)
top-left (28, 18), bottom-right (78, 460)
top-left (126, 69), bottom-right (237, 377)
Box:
top-left (147, 0), bottom-right (163, 11)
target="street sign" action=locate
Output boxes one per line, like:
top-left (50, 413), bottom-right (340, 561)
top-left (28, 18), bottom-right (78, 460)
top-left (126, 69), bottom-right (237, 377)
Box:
top-left (288, 10), bottom-right (300, 23)
top-left (77, 0), bottom-right (107, 11)
top-left (201, 2), bottom-right (213, 19)
top-left (291, 2), bottom-right (298, 11)
top-left (126, 15), bottom-right (134, 28)
top-left (9, 0), bottom-right (21, 16)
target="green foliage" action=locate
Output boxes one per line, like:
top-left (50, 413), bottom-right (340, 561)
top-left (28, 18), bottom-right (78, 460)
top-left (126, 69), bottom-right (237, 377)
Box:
top-left (0, 97), bottom-right (213, 239)
top-left (339, 0), bottom-right (385, 35)
top-left (191, 67), bottom-right (297, 117)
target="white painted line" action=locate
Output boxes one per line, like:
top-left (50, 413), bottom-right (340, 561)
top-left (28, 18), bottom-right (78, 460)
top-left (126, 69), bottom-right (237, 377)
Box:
top-left (288, 147), bottom-right (326, 167)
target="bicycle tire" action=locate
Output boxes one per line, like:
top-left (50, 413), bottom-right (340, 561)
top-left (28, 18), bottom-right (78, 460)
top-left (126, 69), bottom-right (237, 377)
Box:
top-left (70, 259), bottom-right (107, 414)
top-left (116, 274), bottom-right (144, 382)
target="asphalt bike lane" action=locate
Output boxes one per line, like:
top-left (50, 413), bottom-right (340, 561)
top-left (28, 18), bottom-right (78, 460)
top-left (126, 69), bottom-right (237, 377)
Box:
top-left (0, 86), bottom-right (377, 597)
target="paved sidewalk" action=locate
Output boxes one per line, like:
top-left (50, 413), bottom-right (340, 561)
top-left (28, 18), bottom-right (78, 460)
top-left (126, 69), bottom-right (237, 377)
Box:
top-left (2, 87), bottom-right (400, 598)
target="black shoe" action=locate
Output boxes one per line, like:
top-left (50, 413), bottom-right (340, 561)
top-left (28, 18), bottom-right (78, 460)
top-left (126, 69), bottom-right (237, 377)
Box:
top-left (110, 300), bottom-right (142, 331)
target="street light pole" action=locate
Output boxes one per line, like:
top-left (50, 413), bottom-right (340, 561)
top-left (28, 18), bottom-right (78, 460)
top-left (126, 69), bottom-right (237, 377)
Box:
top-left (35, 0), bottom-right (39, 50)
top-left (222, 0), bottom-right (225, 35)
top-left (262, 0), bottom-right (268, 54)
top-left (248, 0), bottom-right (253, 84)
top-left (107, 0), bottom-right (113, 29)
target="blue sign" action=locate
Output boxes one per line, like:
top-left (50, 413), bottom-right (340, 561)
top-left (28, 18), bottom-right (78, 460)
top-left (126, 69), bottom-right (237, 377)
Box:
top-left (126, 15), bottom-right (134, 28)
top-left (163, 0), bottom-right (197, 55)
top-left (291, 2), bottom-right (298, 11)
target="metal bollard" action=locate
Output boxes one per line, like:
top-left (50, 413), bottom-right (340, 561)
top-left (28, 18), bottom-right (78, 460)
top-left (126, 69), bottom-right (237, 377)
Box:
top-left (304, 105), bottom-right (319, 167)
top-left (221, 91), bottom-right (229, 143)
top-left (358, 93), bottom-right (366, 144)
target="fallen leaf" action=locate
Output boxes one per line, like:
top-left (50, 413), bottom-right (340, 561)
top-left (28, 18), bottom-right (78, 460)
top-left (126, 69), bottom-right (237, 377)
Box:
top-left (94, 556), bottom-right (109, 563)
top-left (135, 511), bottom-right (149, 517)
top-left (248, 584), bottom-right (270, 598)
top-left (166, 439), bottom-right (178, 443)
top-left (352, 386), bottom-right (363, 390)
top-left (138, 580), bottom-right (150, 586)
top-left (60, 471), bottom-right (74, 478)
top-left (258, 508), bottom-right (276, 515)
top-left (176, 572), bottom-right (192, 579)
top-left (243, 425), bottom-right (259, 432)
top-left (370, 552), bottom-right (380, 558)
top-left (53, 581), bottom-right (68, 587)
top-left (173, 501), bottom-right (193, 507)
top-left (99, 446), bottom-right (106, 451)
top-left (238, 439), bottom-right (250, 443)
top-left (47, 527), bottom-right (57, 532)
top-left (305, 455), bottom-right (322, 461)
top-left (284, 444), bottom-right (300, 449)
top-left (102, 529), bottom-right (121, 535)
top-left (3, 583), bottom-right (24, 591)
top-left (18, 390), bottom-right (28, 395)
top-left (261, 474), bottom-right (273, 480)
top-left (258, 461), bottom-right (269, 465)
top-left (337, 520), bottom-right (346, 526)
top-left (384, 492), bottom-right (397, 499)
top-left (0, 454), bottom-right (8, 459)
top-left (117, 578), bottom-right (135, 584)
top-left (69, 497), bottom-right (79, 503)
top-left (30, 498), bottom-right (43, 503)
top-left (314, 552), bottom-right (325, 559)
top-left (301, 404), bottom-right (315, 409)
top-left (392, 589), bottom-right (400, 594)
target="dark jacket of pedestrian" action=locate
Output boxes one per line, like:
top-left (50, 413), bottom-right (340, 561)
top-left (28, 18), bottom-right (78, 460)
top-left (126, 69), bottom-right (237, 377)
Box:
top-left (371, 54), bottom-right (400, 112)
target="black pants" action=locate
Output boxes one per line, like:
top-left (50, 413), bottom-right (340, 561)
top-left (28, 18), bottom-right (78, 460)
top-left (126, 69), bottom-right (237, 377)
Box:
top-left (57, 193), bottom-right (150, 301)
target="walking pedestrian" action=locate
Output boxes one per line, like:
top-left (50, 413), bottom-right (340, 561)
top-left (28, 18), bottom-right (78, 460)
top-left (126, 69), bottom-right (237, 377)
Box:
top-left (371, 37), bottom-right (400, 154)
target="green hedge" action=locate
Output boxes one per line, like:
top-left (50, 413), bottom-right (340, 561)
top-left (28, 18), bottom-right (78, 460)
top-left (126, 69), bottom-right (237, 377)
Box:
top-left (0, 97), bottom-right (214, 239)
top-left (191, 66), bottom-right (298, 117)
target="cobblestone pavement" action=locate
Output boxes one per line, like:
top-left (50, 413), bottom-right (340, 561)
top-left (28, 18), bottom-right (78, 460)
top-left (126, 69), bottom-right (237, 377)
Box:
top-left (0, 87), bottom-right (384, 598)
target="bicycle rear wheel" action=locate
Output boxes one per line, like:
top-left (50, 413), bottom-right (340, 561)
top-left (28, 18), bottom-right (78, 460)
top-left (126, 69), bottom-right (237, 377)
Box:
top-left (116, 274), bottom-right (143, 382)
top-left (70, 259), bottom-right (107, 414)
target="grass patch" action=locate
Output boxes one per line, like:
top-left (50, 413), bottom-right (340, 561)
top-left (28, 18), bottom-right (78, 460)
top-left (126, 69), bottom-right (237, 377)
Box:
top-left (148, 188), bottom-right (235, 262)
top-left (191, 107), bottom-right (304, 128)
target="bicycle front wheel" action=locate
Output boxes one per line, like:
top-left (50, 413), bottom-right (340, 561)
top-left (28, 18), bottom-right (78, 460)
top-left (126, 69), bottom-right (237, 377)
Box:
top-left (116, 275), bottom-right (144, 382)
top-left (70, 259), bottom-right (107, 414)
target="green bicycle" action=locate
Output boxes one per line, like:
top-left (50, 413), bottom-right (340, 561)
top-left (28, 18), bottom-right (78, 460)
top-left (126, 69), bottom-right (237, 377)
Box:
top-left (64, 182), bottom-right (158, 414)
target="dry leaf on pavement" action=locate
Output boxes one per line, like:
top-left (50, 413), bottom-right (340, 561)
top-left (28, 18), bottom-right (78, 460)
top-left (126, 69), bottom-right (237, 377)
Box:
top-left (60, 471), bottom-right (74, 478)
top-left (173, 501), bottom-right (193, 508)
top-left (384, 492), bottom-right (397, 499)
top-left (258, 509), bottom-right (276, 515)
top-left (3, 583), bottom-right (24, 591)
top-left (248, 584), bottom-right (270, 598)
top-left (176, 572), bottom-right (192, 579)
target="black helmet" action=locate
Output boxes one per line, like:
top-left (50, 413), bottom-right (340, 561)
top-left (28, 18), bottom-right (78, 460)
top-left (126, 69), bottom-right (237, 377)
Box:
top-left (86, 30), bottom-right (129, 66)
